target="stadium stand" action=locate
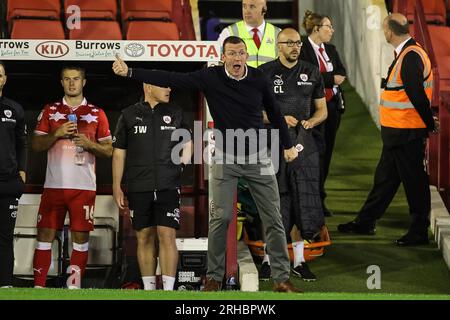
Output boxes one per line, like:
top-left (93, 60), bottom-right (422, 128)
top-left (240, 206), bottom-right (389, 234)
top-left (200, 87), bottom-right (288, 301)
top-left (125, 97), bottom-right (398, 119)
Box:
top-left (10, 19), bottom-right (65, 39)
top-left (121, 0), bottom-right (172, 21)
top-left (4, 0), bottom-right (197, 41)
top-left (126, 20), bottom-right (180, 40)
top-left (68, 20), bottom-right (122, 40)
top-left (172, 0), bottom-right (197, 40)
top-left (7, 0), bottom-right (61, 21)
top-left (428, 25), bottom-right (450, 59)
top-left (64, 0), bottom-right (118, 20)
top-left (394, 0), bottom-right (447, 24)
top-left (7, 0), bottom-right (63, 39)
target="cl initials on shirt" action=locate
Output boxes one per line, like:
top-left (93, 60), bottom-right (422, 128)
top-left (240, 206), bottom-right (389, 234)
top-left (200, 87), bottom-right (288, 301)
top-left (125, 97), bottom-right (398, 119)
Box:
top-left (134, 125), bottom-right (147, 134)
top-left (274, 86), bottom-right (284, 94)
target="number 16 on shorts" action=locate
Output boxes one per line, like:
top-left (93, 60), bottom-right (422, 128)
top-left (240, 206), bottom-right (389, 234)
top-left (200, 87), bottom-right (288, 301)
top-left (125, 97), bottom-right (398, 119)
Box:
top-left (83, 205), bottom-right (94, 222)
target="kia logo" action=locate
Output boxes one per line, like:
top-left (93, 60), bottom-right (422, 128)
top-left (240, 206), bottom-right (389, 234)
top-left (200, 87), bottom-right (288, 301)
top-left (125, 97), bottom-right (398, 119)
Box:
top-left (36, 41), bottom-right (69, 58)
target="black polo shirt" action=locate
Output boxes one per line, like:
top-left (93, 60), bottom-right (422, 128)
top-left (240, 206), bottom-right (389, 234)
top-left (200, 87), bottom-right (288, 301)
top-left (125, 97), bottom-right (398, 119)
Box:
top-left (113, 101), bottom-right (191, 192)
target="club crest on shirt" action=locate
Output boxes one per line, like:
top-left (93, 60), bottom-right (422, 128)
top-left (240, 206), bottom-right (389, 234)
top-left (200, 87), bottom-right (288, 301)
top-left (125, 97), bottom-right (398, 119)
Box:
top-left (163, 116), bottom-right (172, 124)
top-left (299, 74), bottom-right (308, 82)
top-left (295, 144), bottom-right (304, 153)
top-left (4, 110), bottom-right (12, 118)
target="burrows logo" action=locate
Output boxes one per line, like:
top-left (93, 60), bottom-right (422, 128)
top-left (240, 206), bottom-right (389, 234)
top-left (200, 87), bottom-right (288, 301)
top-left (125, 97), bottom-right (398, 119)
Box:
top-left (36, 41), bottom-right (69, 58)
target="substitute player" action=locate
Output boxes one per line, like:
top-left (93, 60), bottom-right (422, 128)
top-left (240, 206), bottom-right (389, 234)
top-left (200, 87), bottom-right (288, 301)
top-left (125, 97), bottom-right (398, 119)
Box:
top-left (32, 66), bottom-right (112, 288)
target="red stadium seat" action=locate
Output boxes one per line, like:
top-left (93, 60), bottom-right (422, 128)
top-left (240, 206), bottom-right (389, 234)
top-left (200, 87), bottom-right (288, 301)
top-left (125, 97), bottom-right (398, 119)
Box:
top-left (10, 19), bottom-right (65, 39)
top-left (428, 25), bottom-right (450, 58)
top-left (69, 20), bottom-right (122, 40)
top-left (7, 0), bottom-right (61, 20)
top-left (438, 56), bottom-right (450, 81)
top-left (406, 0), bottom-right (446, 24)
top-left (126, 21), bottom-right (179, 40)
top-left (64, 0), bottom-right (118, 20)
top-left (121, 0), bottom-right (172, 21)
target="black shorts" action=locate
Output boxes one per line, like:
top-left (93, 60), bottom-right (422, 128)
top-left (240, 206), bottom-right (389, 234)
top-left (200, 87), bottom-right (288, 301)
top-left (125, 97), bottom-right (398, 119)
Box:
top-left (127, 189), bottom-right (181, 230)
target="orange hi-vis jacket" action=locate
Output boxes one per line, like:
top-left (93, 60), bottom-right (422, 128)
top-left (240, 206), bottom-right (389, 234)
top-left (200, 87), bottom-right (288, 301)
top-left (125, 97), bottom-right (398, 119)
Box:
top-left (379, 44), bottom-right (433, 129)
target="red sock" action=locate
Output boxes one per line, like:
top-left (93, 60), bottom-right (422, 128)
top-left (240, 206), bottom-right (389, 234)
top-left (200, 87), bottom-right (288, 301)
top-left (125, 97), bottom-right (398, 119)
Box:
top-left (70, 245), bottom-right (89, 277)
top-left (33, 242), bottom-right (52, 287)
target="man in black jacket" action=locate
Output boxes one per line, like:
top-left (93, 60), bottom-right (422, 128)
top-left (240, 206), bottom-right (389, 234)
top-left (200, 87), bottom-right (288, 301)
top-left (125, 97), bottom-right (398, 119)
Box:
top-left (113, 83), bottom-right (192, 291)
top-left (338, 13), bottom-right (437, 246)
top-left (0, 61), bottom-right (27, 287)
top-left (112, 36), bottom-right (300, 293)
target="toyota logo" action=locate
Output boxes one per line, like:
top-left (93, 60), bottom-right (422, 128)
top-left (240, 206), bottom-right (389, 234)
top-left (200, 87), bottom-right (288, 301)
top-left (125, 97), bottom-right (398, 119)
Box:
top-left (125, 43), bottom-right (145, 57)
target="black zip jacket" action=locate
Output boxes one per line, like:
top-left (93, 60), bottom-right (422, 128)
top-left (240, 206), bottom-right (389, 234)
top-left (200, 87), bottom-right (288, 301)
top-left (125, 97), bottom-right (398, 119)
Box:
top-left (0, 96), bottom-right (27, 182)
top-left (128, 66), bottom-right (293, 154)
top-left (113, 101), bottom-right (190, 192)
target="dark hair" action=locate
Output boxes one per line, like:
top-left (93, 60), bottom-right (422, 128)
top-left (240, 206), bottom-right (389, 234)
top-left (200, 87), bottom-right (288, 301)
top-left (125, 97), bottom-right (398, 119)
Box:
top-left (302, 10), bottom-right (331, 35)
top-left (60, 66), bottom-right (86, 79)
top-left (387, 18), bottom-right (409, 36)
top-left (222, 36), bottom-right (247, 53)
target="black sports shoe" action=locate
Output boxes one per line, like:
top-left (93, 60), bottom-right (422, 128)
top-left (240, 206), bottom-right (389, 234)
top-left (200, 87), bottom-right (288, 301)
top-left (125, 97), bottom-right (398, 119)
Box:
top-left (337, 221), bottom-right (376, 235)
top-left (291, 263), bottom-right (316, 282)
top-left (395, 233), bottom-right (429, 246)
top-left (259, 262), bottom-right (271, 281)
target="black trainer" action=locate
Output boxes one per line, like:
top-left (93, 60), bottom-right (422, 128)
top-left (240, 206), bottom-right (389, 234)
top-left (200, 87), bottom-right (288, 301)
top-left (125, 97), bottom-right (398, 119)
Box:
top-left (259, 262), bottom-right (271, 281)
top-left (395, 233), bottom-right (429, 246)
top-left (291, 262), bottom-right (316, 282)
top-left (337, 220), bottom-right (376, 235)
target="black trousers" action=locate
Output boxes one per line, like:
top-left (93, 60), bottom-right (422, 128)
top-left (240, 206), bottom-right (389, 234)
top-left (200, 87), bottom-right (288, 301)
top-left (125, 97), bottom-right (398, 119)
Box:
top-left (319, 96), bottom-right (342, 205)
top-left (356, 138), bottom-right (431, 235)
top-left (0, 177), bottom-right (24, 286)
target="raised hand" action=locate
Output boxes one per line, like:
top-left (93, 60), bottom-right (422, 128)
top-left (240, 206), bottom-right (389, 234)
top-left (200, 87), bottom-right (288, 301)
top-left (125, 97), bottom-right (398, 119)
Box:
top-left (112, 54), bottom-right (129, 77)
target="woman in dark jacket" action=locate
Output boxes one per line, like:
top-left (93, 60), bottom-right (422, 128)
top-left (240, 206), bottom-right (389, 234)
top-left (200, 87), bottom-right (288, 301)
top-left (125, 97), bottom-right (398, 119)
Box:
top-left (300, 10), bottom-right (347, 217)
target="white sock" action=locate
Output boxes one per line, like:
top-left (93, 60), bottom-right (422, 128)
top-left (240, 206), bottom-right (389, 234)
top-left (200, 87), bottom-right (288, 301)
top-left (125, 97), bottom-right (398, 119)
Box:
top-left (292, 241), bottom-right (305, 268)
top-left (262, 243), bottom-right (270, 265)
top-left (162, 275), bottom-right (175, 291)
top-left (142, 276), bottom-right (156, 290)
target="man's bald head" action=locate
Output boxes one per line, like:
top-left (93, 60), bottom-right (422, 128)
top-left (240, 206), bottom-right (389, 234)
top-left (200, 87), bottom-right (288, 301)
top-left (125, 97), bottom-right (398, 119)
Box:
top-left (277, 28), bottom-right (300, 42)
top-left (384, 13), bottom-right (409, 36)
top-left (242, 0), bottom-right (267, 27)
top-left (277, 28), bottom-right (302, 65)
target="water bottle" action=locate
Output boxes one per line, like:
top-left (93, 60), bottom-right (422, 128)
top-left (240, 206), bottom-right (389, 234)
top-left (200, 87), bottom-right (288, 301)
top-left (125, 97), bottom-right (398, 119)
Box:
top-left (67, 114), bottom-right (85, 165)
